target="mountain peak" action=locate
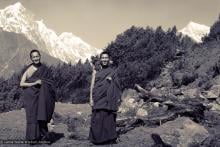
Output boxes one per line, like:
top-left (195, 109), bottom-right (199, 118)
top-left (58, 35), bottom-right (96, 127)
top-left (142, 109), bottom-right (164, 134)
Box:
top-left (187, 21), bottom-right (209, 29)
top-left (2, 2), bottom-right (26, 14)
top-left (0, 2), bottom-right (101, 63)
top-left (179, 21), bottom-right (210, 43)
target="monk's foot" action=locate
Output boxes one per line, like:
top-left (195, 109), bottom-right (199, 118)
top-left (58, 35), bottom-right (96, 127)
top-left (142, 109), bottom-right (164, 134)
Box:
top-left (40, 133), bottom-right (51, 144)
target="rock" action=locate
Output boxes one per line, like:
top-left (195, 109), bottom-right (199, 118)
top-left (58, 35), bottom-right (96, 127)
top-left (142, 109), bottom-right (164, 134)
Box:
top-left (118, 97), bottom-right (138, 114)
top-left (119, 89), bottom-right (140, 114)
top-left (150, 87), bottom-right (163, 97)
top-left (206, 91), bottom-right (218, 99)
top-left (66, 114), bottom-right (90, 140)
top-left (172, 89), bottom-right (183, 96)
top-left (67, 115), bottom-right (90, 131)
top-left (48, 119), bottom-right (55, 131)
top-left (207, 85), bottom-right (220, 97)
top-left (136, 108), bottom-right (148, 117)
top-left (172, 71), bottom-right (196, 87)
top-left (209, 102), bottom-right (220, 111)
top-left (119, 117), bottom-right (210, 147)
top-left (153, 102), bottom-right (160, 107)
top-left (217, 98), bottom-right (220, 104)
top-left (149, 87), bottom-right (179, 99)
top-left (182, 88), bottom-right (201, 98)
top-left (153, 117), bottom-right (209, 147)
top-left (121, 89), bottom-right (140, 101)
top-left (212, 75), bottom-right (220, 85)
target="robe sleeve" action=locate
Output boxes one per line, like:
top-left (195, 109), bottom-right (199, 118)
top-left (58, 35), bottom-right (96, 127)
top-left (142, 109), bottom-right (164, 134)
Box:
top-left (106, 68), bottom-right (122, 111)
top-left (37, 65), bottom-right (56, 122)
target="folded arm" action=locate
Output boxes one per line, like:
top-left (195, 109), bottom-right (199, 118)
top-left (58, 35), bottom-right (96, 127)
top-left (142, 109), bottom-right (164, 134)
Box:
top-left (20, 71), bottom-right (40, 87)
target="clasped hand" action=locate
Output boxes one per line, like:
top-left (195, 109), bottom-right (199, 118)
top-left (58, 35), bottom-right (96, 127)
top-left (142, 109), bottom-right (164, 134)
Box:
top-left (34, 79), bottom-right (42, 85)
top-left (106, 76), bottom-right (112, 81)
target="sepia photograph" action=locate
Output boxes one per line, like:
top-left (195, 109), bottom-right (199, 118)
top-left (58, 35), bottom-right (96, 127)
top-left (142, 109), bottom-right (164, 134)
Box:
top-left (0, 0), bottom-right (220, 146)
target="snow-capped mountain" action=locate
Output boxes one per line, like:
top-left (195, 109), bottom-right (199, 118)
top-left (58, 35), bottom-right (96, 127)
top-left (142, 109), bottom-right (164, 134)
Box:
top-left (0, 2), bottom-right (101, 63)
top-left (179, 22), bottom-right (210, 43)
top-left (0, 28), bottom-right (61, 79)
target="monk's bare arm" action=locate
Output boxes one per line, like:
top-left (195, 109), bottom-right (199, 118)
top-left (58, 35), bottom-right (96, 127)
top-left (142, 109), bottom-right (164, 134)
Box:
top-left (90, 67), bottom-right (96, 106)
top-left (19, 71), bottom-right (40, 87)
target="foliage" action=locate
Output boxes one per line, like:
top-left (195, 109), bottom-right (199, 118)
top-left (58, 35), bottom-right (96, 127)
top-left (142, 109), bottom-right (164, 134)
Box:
top-left (51, 59), bottom-right (92, 103)
top-left (203, 14), bottom-right (220, 42)
top-left (105, 26), bottom-right (182, 89)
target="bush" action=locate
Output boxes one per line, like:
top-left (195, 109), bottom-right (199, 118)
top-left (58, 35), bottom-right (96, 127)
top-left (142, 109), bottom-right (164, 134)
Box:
top-left (51, 59), bottom-right (92, 103)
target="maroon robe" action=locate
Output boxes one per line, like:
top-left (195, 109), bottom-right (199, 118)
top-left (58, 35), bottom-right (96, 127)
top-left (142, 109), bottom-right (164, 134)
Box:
top-left (22, 63), bottom-right (55, 140)
top-left (89, 67), bottom-right (122, 144)
top-left (92, 67), bottom-right (121, 111)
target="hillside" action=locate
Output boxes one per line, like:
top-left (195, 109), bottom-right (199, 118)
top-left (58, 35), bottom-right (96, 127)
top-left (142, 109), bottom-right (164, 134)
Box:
top-left (0, 28), bottom-right (60, 79)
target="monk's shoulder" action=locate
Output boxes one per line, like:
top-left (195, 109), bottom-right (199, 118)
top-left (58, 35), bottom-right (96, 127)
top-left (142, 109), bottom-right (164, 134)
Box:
top-left (40, 63), bottom-right (47, 68)
top-left (40, 63), bottom-right (51, 71)
top-left (109, 67), bottom-right (117, 74)
top-left (24, 65), bottom-right (37, 78)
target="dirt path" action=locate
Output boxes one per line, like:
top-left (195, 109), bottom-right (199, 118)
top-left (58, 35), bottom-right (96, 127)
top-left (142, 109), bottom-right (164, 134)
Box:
top-left (0, 103), bottom-right (154, 147)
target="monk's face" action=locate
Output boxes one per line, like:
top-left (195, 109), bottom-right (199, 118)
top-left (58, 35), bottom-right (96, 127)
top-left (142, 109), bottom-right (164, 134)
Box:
top-left (31, 52), bottom-right (41, 64)
top-left (100, 54), bottom-right (110, 67)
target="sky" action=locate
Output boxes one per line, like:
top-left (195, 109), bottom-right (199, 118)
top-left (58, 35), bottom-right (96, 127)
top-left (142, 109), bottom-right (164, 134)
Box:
top-left (0, 0), bottom-right (220, 48)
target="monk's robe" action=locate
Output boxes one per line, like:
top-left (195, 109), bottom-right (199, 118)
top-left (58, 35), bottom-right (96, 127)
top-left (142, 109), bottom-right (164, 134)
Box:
top-left (22, 63), bottom-right (56, 141)
top-left (89, 67), bottom-right (122, 144)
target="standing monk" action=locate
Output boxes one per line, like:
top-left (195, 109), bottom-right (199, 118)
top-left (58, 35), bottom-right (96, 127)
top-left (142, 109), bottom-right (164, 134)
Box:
top-left (20, 49), bottom-right (55, 142)
top-left (89, 51), bottom-right (122, 145)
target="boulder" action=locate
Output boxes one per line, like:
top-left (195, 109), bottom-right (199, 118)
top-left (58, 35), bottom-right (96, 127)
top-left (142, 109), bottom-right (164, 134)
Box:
top-left (153, 117), bottom-right (209, 147)
top-left (182, 88), bottom-right (202, 98)
top-left (136, 108), bottom-right (148, 117)
top-left (206, 91), bottom-right (218, 99)
top-left (208, 102), bottom-right (220, 111)
top-left (48, 119), bottom-right (55, 131)
top-left (207, 85), bottom-right (220, 97)
top-left (118, 89), bottom-right (141, 114)
top-left (66, 114), bottom-right (90, 140)
top-left (150, 87), bottom-right (163, 97)
top-left (119, 117), bottom-right (209, 147)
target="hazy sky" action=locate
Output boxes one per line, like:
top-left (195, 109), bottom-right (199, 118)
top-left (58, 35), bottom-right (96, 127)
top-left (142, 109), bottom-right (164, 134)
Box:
top-left (0, 0), bottom-right (220, 48)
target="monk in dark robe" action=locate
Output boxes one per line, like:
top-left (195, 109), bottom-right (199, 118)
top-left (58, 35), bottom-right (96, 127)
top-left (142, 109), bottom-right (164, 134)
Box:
top-left (89, 51), bottom-right (122, 145)
top-left (20, 49), bottom-right (55, 142)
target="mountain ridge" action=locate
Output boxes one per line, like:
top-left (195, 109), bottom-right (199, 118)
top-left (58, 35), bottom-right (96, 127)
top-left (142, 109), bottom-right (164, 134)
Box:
top-left (0, 2), bottom-right (101, 63)
top-left (0, 28), bottom-right (61, 79)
